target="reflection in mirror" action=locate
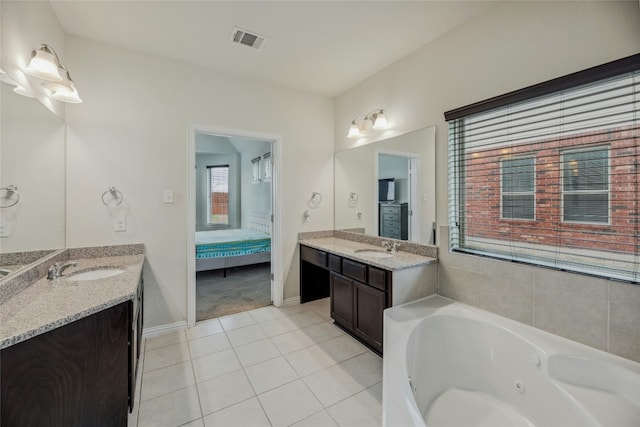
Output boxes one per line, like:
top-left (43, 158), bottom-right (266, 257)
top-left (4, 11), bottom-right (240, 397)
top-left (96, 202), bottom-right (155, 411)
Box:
top-left (0, 83), bottom-right (66, 277)
top-left (335, 127), bottom-right (436, 244)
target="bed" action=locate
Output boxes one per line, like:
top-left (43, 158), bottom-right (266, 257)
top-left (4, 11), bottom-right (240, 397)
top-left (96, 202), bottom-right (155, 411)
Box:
top-left (195, 214), bottom-right (271, 275)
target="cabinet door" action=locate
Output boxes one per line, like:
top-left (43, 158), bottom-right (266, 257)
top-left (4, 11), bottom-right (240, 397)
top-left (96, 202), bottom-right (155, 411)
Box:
top-left (353, 282), bottom-right (386, 354)
top-left (330, 272), bottom-right (353, 329)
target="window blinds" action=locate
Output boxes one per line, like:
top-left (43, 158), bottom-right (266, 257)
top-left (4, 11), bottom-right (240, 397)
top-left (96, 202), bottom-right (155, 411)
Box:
top-left (207, 165), bottom-right (229, 225)
top-left (447, 60), bottom-right (639, 283)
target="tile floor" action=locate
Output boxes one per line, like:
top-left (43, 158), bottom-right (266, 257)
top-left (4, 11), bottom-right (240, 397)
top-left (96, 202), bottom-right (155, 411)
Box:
top-left (129, 298), bottom-right (382, 427)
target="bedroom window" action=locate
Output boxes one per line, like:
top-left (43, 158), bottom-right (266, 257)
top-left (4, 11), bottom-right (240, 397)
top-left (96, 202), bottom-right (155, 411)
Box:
top-left (207, 165), bottom-right (229, 225)
top-left (262, 152), bottom-right (272, 181)
top-left (446, 55), bottom-right (639, 282)
top-left (251, 157), bottom-right (261, 184)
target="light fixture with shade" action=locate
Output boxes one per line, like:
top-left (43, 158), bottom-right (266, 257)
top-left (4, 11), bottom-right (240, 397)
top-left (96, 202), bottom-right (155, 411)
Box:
top-left (22, 44), bottom-right (82, 104)
top-left (13, 85), bottom-right (35, 98)
top-left (346, 109), bottom-right (389, 138)
top-left (25, 45), bottom-right (63, 81)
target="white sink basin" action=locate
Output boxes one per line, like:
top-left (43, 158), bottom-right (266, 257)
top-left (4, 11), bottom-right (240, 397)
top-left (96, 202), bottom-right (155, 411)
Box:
top-left (66, 267), bottom-right (125, 281)
top-left (354, 249), bottom-right (395, 259)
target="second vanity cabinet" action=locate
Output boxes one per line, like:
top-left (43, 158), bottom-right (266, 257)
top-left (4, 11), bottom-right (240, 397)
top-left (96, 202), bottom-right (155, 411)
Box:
top-left (330, 256), bottom-right (391, 354)
top-left (301, 245), bottom-right (392, 354)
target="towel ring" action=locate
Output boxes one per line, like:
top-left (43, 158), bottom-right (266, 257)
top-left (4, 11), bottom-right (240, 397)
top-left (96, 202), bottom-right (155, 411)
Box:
top-left (308, 191), bottom-right (323, 209)
top-left (102, 186), bottom-right (124, 207)
top-left (0, 185), bottom-right (19, 208)
top-left (348, 192), bottom-right (359, 208)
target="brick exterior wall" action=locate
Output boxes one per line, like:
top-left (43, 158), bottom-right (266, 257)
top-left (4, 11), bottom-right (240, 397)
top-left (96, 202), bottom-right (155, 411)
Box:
top-left (211, 192), bottom-right (228, 215)
top-left (465, 126), bottom-right (638, 253)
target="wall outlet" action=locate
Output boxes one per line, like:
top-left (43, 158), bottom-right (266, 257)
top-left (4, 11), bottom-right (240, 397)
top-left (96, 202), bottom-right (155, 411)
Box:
top-left (163, 190), bottom-right (174, 204)
top-left (0, 221), bottom-right (11, 237)
top-left (113, 217), bottom-right (126, 232)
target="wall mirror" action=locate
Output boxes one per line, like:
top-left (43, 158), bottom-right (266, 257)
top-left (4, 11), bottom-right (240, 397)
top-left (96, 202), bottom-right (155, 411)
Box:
top-left (334, 126), bottom-right (436, 244)
top-left (0, 82), bottom-right (66, 277)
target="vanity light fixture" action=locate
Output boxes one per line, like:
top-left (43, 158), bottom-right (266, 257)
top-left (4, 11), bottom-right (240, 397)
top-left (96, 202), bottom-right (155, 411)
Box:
top-left (24, 44), bottom-right (82, 103)
top-left (347, 109), bottom-right (388, 139)
top-left (25, 45), bottom-right (63, 81)
top-left (13, 85), bottom-right (35, 98)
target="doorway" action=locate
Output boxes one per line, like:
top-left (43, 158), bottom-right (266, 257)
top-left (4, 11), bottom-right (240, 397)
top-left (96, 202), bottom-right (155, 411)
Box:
top-left (187, 124), bottom-right (283, 327)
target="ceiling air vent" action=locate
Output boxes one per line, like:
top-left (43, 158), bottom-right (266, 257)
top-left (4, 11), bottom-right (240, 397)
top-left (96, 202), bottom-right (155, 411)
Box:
top-left (230, 27), bottom-right (268, 50)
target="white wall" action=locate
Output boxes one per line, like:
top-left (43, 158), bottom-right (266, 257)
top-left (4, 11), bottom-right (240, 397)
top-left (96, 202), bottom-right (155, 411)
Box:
top-left (64, 36), bottom-right (334, 327)
top-left (335, 1), bottom-right (640, 362)
top-left (231, 138), bottom-right (272, 225)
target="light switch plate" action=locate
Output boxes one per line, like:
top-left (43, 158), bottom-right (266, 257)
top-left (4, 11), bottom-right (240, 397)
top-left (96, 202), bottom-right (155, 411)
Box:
top-left (163, 190), bottom-right (174, 204)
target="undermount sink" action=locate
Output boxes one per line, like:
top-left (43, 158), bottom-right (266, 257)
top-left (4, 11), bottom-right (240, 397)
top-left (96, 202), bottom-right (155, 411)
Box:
top-left (354, 249), bottom-right (395, 259)
top-left (65, 267), bottom-right (125, 281)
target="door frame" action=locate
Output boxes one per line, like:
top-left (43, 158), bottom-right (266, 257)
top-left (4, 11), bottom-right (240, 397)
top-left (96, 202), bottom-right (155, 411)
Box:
top-left (187, 123), bottom-right (283, 327)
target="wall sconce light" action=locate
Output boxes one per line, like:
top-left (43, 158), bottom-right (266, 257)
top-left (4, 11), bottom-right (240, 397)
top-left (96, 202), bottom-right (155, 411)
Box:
top-left (347, 109), bottom-right (388, 139)
top-left (24, 44), bottom-right (82, 103)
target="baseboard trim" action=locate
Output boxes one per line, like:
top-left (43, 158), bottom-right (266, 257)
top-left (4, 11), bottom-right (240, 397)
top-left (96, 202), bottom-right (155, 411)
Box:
top-left (142, 321), bottom-right (188, 338)
top-left (283, 296), bottom-right (301, 306)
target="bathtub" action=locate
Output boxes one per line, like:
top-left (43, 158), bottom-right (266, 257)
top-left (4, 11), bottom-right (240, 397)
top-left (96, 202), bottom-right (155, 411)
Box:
top-left (383, 295), bottom-right (640, 427)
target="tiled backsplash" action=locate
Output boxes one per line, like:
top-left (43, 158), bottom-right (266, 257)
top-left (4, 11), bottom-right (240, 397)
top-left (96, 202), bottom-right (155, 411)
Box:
top-left (437, 226), bottom-right (640, 363)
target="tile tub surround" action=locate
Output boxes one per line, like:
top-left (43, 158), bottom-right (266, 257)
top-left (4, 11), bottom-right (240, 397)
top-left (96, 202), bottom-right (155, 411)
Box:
top-left (0, 244), bottom-right (144, 349)
top-left (438, 225), bottom-right (640, 363)
top-left (298, 236), bottom-right (436, 271)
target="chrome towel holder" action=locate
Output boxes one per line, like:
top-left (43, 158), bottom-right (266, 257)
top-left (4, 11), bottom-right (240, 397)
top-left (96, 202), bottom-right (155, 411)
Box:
top-left (102, 186), bottom-right (124, 207)
top-left (0, 185), bottom-right (20, 208)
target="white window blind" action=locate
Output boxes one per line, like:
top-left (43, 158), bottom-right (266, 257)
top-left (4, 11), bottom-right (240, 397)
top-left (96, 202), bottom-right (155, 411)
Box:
top-left (207, 165), bottom-right (229, 225)
top-left (447, 63), bottom-right (639, 283)
top-left (262, 152), bottom-right (272, 181)
top-left (251, 157), bottom-right (261, 184)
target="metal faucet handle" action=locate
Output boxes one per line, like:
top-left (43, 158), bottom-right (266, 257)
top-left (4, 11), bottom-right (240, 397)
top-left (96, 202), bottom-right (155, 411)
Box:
top-left (391, 242), bottom-right (400, 253)
top-left (381, 241), bottom-right (392, 251)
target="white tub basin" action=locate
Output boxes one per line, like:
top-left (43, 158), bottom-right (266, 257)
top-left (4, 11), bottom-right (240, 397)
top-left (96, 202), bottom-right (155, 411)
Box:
top-left (66, 267), bottom-right (125, 281)
top-left (354, 249), bottom-right (394, 259)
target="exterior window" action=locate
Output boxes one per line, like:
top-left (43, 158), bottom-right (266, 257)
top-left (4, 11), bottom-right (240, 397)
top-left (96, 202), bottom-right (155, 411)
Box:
top-left (562, 148), bottom-right (609, 224)
top-left (251, 157), bottom-right (261, 184)
top-left (207, 165), bottom-right (229, 225)
top-left (501, 157), bottom-right (535, 220)
top-left (446, 60), bottom-right (639, 283)
top-left (262, 152), bottom-right (272, 181)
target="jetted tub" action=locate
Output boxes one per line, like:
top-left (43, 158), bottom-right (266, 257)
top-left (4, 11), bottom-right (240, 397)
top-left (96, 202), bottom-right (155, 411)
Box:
top-left (383, 295), bottom-right (640, 427)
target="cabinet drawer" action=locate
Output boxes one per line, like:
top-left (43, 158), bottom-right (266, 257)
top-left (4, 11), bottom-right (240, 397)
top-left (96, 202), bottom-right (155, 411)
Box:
top-left (381, 206), bottom-right (398, 214)
top-left (342, 259), bottom-right (366, 282)
top-left (383, 213), bottom-right (399, 222)
top-left (329, 254), bottom-right (342, 272)
top-left (368, 266), bottom-right (388, 291)
top-left (301, 245), bottom-right (327, 268)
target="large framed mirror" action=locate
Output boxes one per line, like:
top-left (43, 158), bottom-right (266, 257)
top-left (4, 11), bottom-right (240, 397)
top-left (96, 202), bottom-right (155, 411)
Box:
top-left (0, 82), bottom-right (66, 277)
top-left (334, 126), bottom-right (436, 244)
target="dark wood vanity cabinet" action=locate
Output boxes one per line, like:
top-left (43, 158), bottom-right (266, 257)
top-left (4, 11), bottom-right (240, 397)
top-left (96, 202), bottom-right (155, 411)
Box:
top-left (1, 279), bottom-right (143, 427)
top-left (301, 244), bottom-right (391, 354)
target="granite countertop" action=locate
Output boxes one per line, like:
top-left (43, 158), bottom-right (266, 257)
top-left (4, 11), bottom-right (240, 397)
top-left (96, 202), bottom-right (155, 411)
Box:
top-left (0, 254), bottom-right (144, 349)
top-left (299, 237), bottom-right (436, 270)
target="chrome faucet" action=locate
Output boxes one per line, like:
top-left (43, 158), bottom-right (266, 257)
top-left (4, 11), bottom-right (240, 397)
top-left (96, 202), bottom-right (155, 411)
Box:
top-left (382, 241), bottom-right (392, 252)
top-left (391, 242), bottom-right (400, 253)
top-left (47, 262), bottom-right (77, 280)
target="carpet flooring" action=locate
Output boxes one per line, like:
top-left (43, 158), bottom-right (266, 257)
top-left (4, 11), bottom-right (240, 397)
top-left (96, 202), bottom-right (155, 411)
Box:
top-left (196, 262), bottom-right (271, 321)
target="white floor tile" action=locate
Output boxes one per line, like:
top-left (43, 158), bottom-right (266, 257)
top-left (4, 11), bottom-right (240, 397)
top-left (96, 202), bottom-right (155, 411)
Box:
top-left (145, 330), bottom-right (187, 350)
top-left (202, 397), bottom-right (271, 427)
top-left (234, 338), bottom-right (281, 367)
top-left (258, 380), bottom-right (323, 427)
top-left (140, 361), bottom-right (195, 401)
top-left (287, 311), bottom-right (326, 329)
top-left (270, 329), bottom-right (316, 354)
top-left (367, 381), bottom-right (383, 404)
top-left (245, 356), bottom-right (299, 394)
top-left (219, 311), bottom-right (256, 331)
top-left (291, 409), bottom-right (339, 427)
top-left (299, 322), bottom-right (344, 344)
top-left (192, 349), bottom-right (242, 383)
top-left (187, 332), bottom-right (231, 359)
top-left (248, 305), bottom-right (286, 323)
top-left (186, 319), bottom-right (224, 340)
top-left (197, 369), bottom-right (255, 416)
top-left (285, 344), bottom-right (338, 377)
top-left (260, 316), bottom-right (300, 337)
top-left (327, 387), bottom-right (382, 427)
top-left (337, 352), bottom-right (382, 389)
top-left (143, 342), bottom-right (191, 372)
top-left (226, 324), bottom-right (268, 347)
top-left (303, 365), bottom-right (364, 407)
top-left (179, 419), bottom-right (204, 427)
top-left (316, 335), bottom-right (368, 363)
top-left (137, 385), bottom-right (201, 427)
